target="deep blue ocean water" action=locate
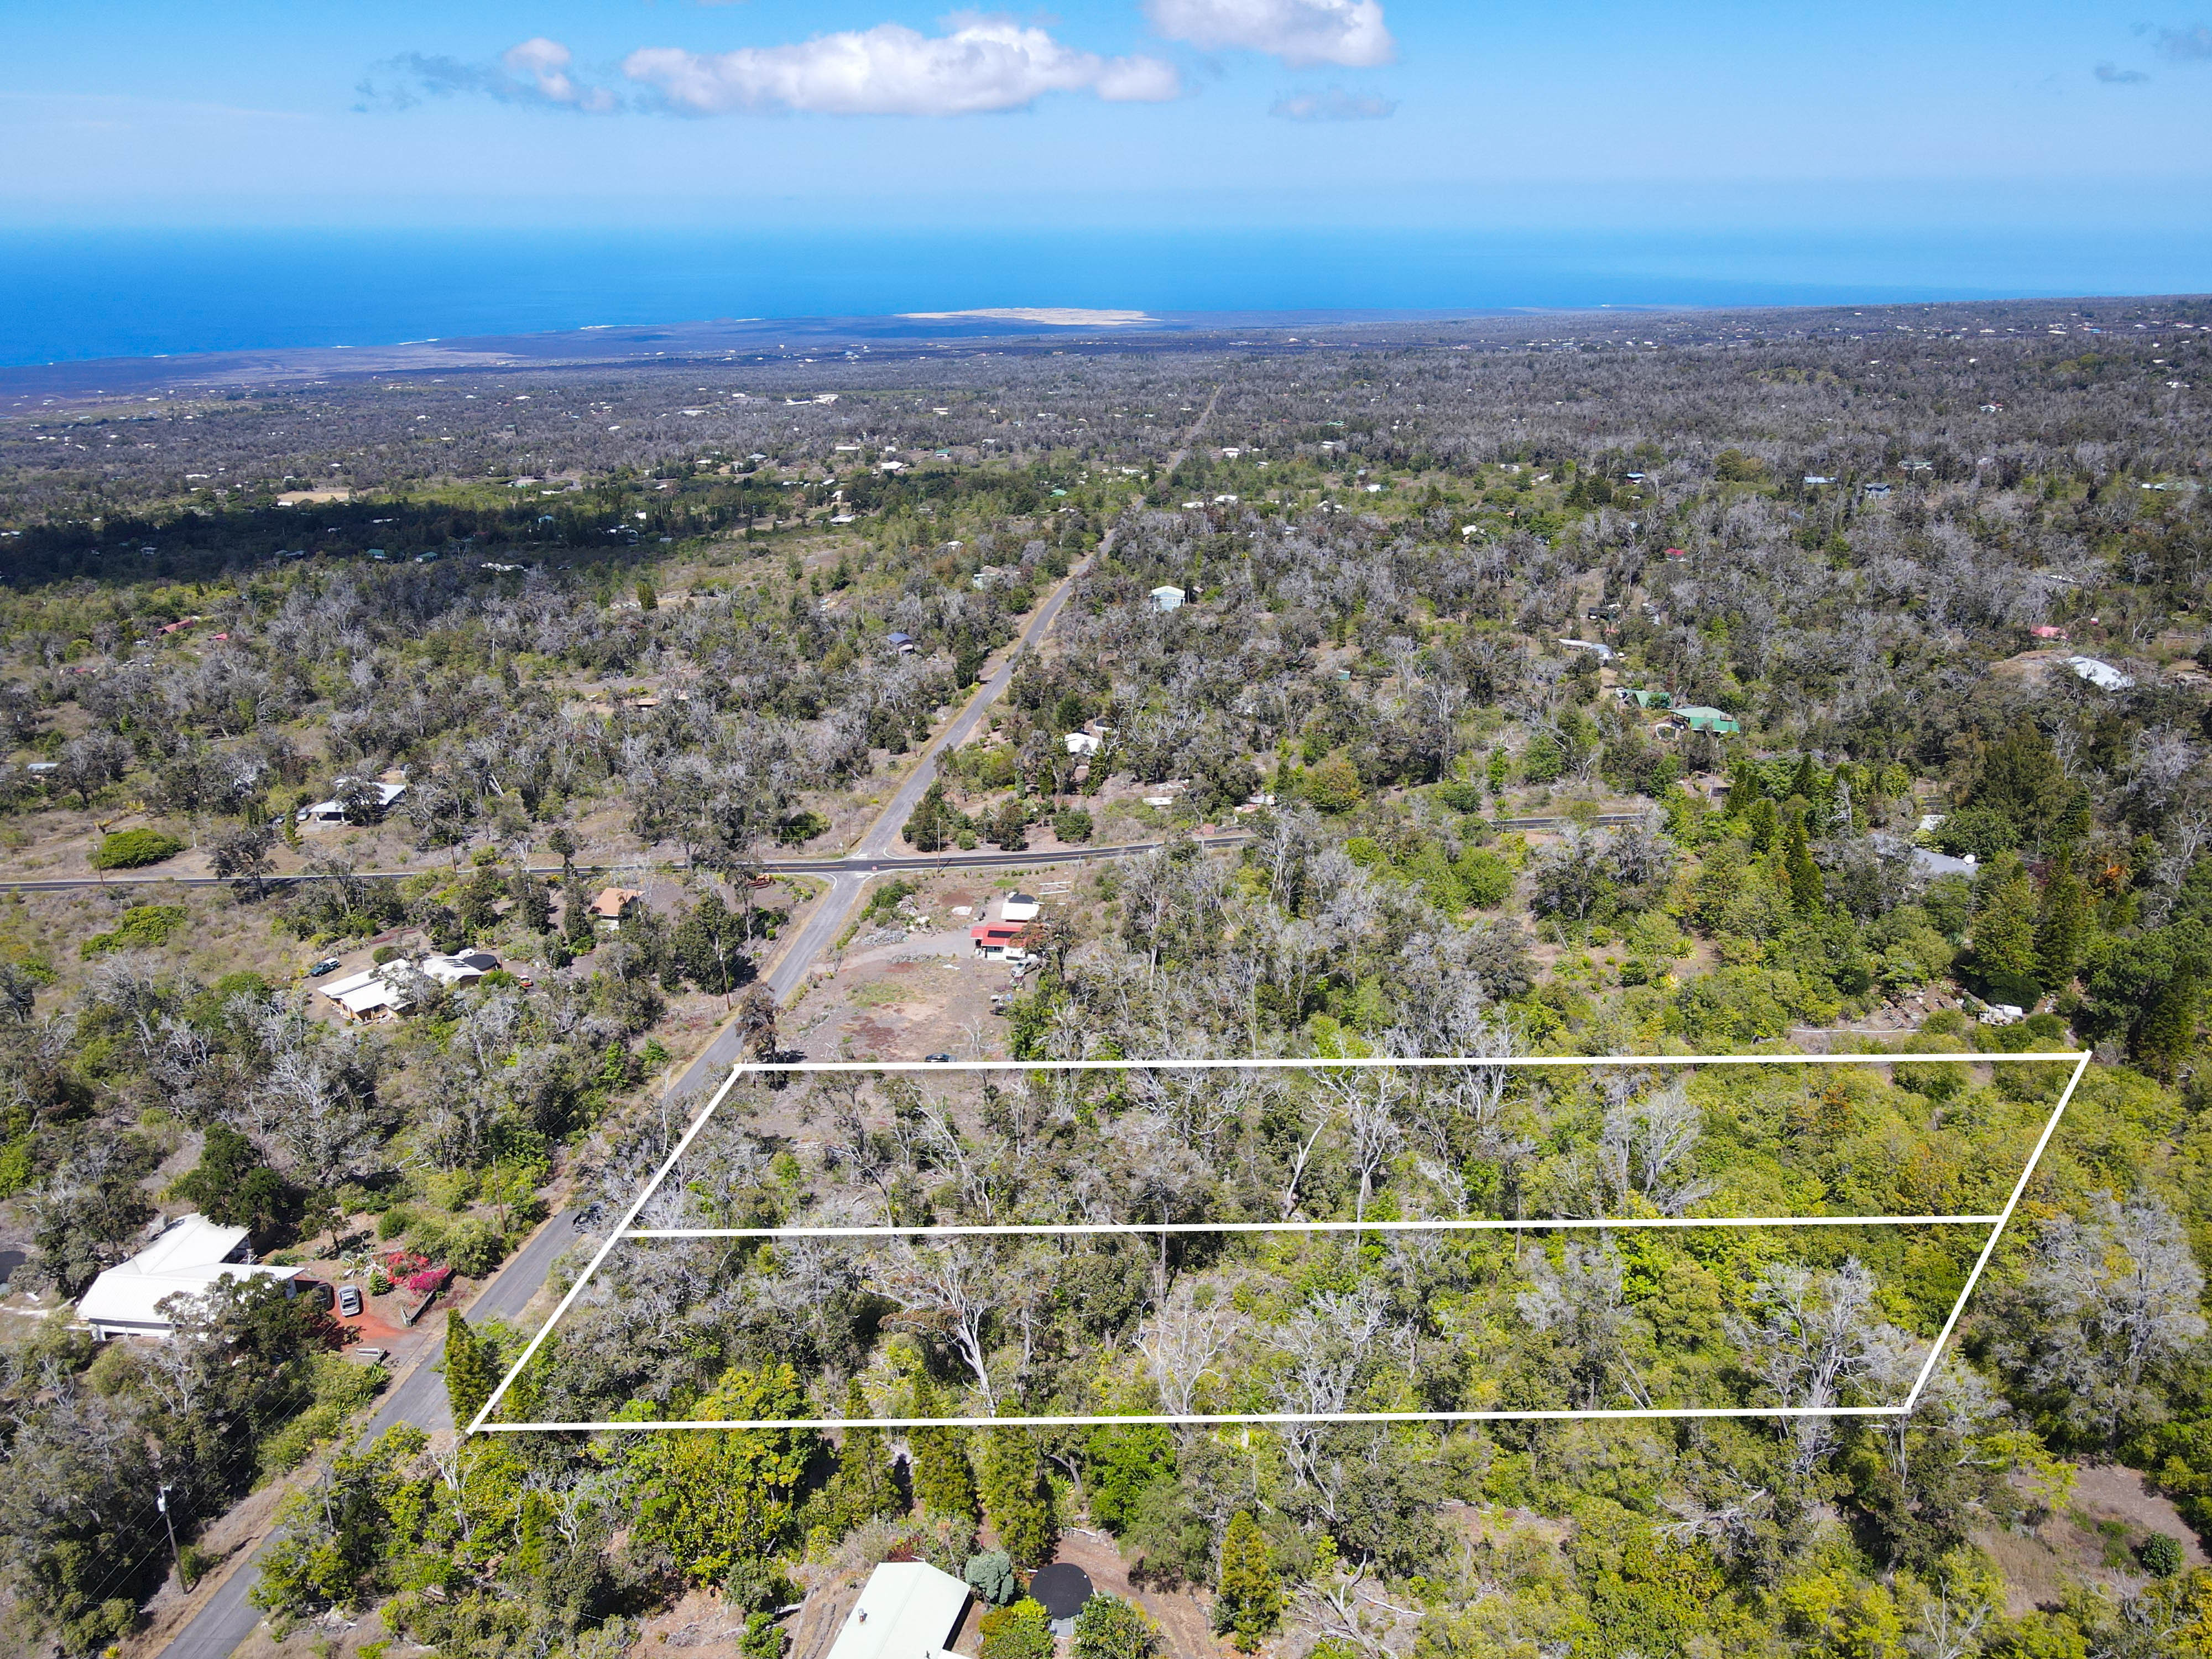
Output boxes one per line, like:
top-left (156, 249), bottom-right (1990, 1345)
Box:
top-left (2, 225), bottom-right (2206, 367)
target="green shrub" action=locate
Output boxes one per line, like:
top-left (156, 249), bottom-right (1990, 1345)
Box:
top-left (777, 810), bottom-right (830, 846)
top-left (1073, 1595), bottom-right (1160, 1659)
top-left (2140, 1533), bottom-right (2185, 1577)
top-left (1052, 808), bottom-right (1094, 843)
top-left (979, 1601), bottom-right (1053, 1659)
top-left (377, 1206), bottom-right (414, 1241)
top-left (90, 828), bottom-right (185, 869)
top-left (82, 904), bottom-right (190, 957)
top-left (444, 1218), bottom-right (507, 1277)
top-left (257, 1353), bottom-right (388, 1479)
top-left (1435, 780), bottom-right (1485, 813)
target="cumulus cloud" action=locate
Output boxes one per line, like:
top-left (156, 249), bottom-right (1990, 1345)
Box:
top-left (2094, 60), bottom-right (2150, 82)
top-left (358, 37), bottom-right (617, 112)
top-left (622, 19), bottom-right (1182, 116)
top-left (1269, 84), bottom-right (1395, 119)
top-left (1147, 0), bottom-right (1395, 67)
top-left (2156, 23), bottom-right (2212, 59)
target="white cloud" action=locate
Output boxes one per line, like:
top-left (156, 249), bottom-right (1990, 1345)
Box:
top-left (1146, 0), bottom-right (1395, 68)
top-left (362, 38), bottom-right (619, 112)
top-left (623, 19), bottom-right (1182, 116)
top-left (1270, 84), bottom-right (1395, 119)
top-left (502, 38), bottom-right (617, 111)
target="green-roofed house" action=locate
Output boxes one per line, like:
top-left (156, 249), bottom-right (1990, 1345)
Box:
top-left (1615, 687), bottom-right (1672, 710)
top-left (1672, 705), bottom-right (1741, 735)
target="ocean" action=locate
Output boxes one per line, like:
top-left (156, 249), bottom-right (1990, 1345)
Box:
top-left (2, 223), bottom-right (2206, 367)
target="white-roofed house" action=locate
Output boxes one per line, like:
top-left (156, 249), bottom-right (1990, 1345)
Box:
top-left (1150, 586), bottom-right (1186, 612)
top-left (1000, 893), bottom-right (1041, 923)
top-left (318, 952), bottom-right (498, 1021)
top-left (77, 1213), bottom-right (302, 1340)
top-left (296, 779), bottom-right (407, 826)
top-left (822, 1561), bottom-right (971, 1659)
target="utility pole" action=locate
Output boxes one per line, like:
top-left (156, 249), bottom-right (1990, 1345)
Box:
top-left (157, 1484), bottom-right (180, 1577)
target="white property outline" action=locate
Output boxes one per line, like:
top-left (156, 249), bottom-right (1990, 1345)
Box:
top-left (469, 1050), bottom-right (2091, 1434)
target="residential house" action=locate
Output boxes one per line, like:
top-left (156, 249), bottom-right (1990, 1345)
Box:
top-left (1614, 688), bottom-right (1672, 710)
top-left (1063, 731), bottom-right (1102, 756)
top-left (1557, 638), bottom-right (1614, 663)
top-left (1670, 705), bottom-right (1743, 735)
top-left (296, 779), bottom-right (408, 825)
top-left (822, 1562), bottom-right (971, 1659)
top-left (77, 1214), bottom-right (304, 1340)
top-left (886, 631), bottom-right (919, 654)
top-left (969, 920), bottom-right (1039, 962)
top-left (317, 951), bottom-right (500, 1021)
top-left (589, 887), bottom-right (644, 929)
top-left (1150, 586), bottom-right (1186, 612)
top-left (1000, 894), bottom-right (1041, 923)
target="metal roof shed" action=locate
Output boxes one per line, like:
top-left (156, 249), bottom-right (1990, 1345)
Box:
top-left (823, 1562), bottom-right (970, 1659)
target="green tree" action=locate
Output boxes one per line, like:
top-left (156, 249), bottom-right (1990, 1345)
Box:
top-left (988, 795), bottom-right (1030, 852)
top-left (624, 1364), bottom-right (819, 1583)
top-left (1084, 1425), bottom-right (1174, 1532)
top-left (906, 781), bottom-right (955, 852)
top-left (1970, 856), bottom-right (2043, 1001)
top-left (1073, 1594), bottom-right (1161, 1659)
top-left (674, 890), bottom-right (748, 1000)
top-left (1213, 1512), bottom-right (1284, 1651)
top-left (2137, 954), bottom-right (2201, 1081)
top-left (1782, 819), bottom-right (1824, 911)
top-left (829, 1380), bottom-right (901, 1527)
top-left (909, 1377), bottom-right (979, 1522)
top-left (977, 1431), bottom-right (1057, 1567)
top-left (170, 1125), bottom-right (292, 1239)
top-left (2036, 851), bottom-right (2092, 989)
top-left (444, 1313), bottom-right (495, 1427)
top-left (254, 1426), bottom-right (427, 1617)
top-left (1968, 726), bottom-right (2081, 854)
top-left (562, 869), bottom-right (596, 950)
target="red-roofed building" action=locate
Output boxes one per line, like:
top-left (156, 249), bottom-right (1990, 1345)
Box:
top-left (970, 920), bottom-right (1040, 962)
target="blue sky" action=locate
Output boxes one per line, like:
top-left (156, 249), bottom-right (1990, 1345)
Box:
top-left (1, 0), bottom-right (2208, 235)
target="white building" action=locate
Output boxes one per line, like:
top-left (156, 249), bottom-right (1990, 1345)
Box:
top-left (1001, 893), bottom-right (1041, 924)
top-left (1063, 731), bottom-right (1102, 756)
top-left (2067, 656), bottom-right (2135, 692)
top-left (297, 779), bottom-right (407, 825)
top-left (822, 1562), bottom-right (970, 1659)
top-left (77, 1214), bottom-right (302, 1340)
top-left (1150, 586), bottom-right (1186, 612)
top-left (1557, 638), bottom-right (1615, 663)
top-left (318, 951), bottom-right (499, 1021)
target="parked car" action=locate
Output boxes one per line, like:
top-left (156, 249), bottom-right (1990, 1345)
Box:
top-left (336, 1284), bottom-right (363, 1317)
top-left (925, 1053), bottom-right (953, 1063)
top-left (307, 957), bottom-right (342, 977)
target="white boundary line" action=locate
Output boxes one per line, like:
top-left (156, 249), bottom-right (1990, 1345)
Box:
top-left (471, 1050), bottom-right (2088, 1434)
top-left (1901, 1047), bottom-right (2091, 1406)
top-left (623, 1215), bottom-right (2002, 1240)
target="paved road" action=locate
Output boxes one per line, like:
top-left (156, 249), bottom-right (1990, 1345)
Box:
top-left (669, 387), bottom-right (1227, 1098)
top-left (157, 1209), bottom-right (578, 1659)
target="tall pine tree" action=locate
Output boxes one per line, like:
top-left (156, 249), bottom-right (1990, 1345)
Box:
top-left (1970, 857), bottom-right (2042, 996)
top-left (444, 1312), bottom-right (495, 1426)
top-left (832, 1379), bottom-right (901, 1527)
top-left (2036, 851), bottom-right (2092, 990)
top-left (1783, 819), bottom-right (1824, 911)
top-left (907, 1376), bottom-right (978, 1522)
top-left (1212, 1514), bottom-right (1284, 1653)
top-left (977, 1431), bottom-right (1057, 1567)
